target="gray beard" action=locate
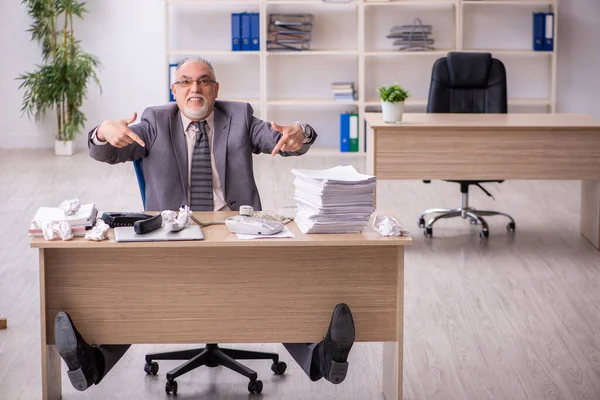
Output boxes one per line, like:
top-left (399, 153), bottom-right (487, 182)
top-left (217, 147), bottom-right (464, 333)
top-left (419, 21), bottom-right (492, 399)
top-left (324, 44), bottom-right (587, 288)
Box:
top-left (183, 103), bottom-right (209, 120)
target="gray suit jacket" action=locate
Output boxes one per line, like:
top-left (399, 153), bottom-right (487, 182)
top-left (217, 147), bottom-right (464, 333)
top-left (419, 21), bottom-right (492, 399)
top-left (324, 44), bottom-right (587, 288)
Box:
top-left (88, 100), bottom-right (317, 211)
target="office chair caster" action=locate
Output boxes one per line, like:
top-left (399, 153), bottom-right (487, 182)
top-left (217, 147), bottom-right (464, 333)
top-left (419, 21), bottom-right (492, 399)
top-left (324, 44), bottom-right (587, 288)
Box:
top-left (144, 361), bottom-right (159, 375)
top-left (424, 226), bottom-right (433, 237)
top-left (506, 222), bottom-right (516, 232)
top-left (479, 229), bottom-right (489, 239)
top-left (418, 218), bottom-right (425, 228)
top-left (165, 380), bottom-right (178, 395)
top-left (271, 361), bottom-right (287, 375)
top-left (248, 379), bottom-right (263, 394)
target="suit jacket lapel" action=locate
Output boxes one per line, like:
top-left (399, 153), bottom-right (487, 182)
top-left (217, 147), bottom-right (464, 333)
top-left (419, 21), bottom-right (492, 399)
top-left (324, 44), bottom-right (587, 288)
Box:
top-left (169, 108), bottom-right (188, 198)
top-left (213, 107), bottom-right (230, 195)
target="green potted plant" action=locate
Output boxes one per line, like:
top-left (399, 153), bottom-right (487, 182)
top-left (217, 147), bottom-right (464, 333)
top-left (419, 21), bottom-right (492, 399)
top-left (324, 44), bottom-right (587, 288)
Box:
top-left (18, 0), bottom-right (101, 156)
top-left (378, 83), bottom-right (410, 123)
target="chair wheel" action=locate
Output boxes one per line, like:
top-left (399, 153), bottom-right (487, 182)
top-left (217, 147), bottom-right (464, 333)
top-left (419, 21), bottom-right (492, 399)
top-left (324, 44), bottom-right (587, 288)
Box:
top-left (424, 226), bottom-right (432, 237)
top-left (144, 361), bottom-right (159, 375)
top-left (165, 380), bottom-right (178, 395)
top-left (248, 379), bottom-right (263, 394)
top-left (480, 230), bottom-right (489, 239)
top-left (506, 222), bottom-right (516, 232)
top-left (271, 361), bottom-right (287, 375)
top-left (418, 218), bottom-right (425, 228)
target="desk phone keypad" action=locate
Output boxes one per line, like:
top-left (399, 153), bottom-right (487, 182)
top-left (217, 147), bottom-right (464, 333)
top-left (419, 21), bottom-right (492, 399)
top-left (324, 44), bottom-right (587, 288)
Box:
top-left (255, 218), bottom-right (284, 231)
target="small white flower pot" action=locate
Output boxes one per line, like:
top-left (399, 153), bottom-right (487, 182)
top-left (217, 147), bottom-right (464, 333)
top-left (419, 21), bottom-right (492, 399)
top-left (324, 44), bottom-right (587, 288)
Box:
top-left (381, 100), bottom-right (405, 123)
top-left (55, 140), bottom-right (75, 156)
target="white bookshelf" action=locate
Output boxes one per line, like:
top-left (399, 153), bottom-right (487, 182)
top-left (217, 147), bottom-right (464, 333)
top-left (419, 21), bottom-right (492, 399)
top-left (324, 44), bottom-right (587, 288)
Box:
top-left (165, 0), bottom-right (558, 152)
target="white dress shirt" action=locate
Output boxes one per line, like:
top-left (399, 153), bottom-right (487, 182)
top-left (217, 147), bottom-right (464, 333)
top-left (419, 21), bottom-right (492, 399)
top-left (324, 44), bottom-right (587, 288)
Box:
top-left (91, 112), bottom-right (230, 211)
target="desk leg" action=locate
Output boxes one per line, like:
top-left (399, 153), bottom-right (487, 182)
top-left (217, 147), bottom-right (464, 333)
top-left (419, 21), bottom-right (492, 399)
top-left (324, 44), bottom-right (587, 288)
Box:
top-left (39, 249), bottom-right (62, 400)
top-left (581, 180), bottom-right (600, 249)
top-left (382, 248), bottom-right (404, 400)
top-left (42, 345), bottom-right (62, 400)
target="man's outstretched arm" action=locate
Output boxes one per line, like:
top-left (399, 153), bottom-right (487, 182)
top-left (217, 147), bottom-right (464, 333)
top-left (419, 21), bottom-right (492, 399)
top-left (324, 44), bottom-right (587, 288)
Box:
top-left (88, 110), bottom-right (156, 164)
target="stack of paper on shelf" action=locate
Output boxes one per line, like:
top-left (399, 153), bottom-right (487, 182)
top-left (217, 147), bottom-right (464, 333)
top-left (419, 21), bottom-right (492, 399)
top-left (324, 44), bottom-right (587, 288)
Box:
top-left (331, 82), bottom-right (356, 102)
top-left (267, 13), bottom-right (314, 51)
top-left (28, 203), bottom-right (98, 237)
top-left (291, 166), bottom-right (376, 234)
top-left (386, 17), bottom-right (435, 51)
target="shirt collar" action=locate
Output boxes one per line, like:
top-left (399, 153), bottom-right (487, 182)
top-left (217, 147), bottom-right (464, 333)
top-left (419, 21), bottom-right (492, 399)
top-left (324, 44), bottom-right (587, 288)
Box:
top-left (180, 109), bottom-right (214, 133)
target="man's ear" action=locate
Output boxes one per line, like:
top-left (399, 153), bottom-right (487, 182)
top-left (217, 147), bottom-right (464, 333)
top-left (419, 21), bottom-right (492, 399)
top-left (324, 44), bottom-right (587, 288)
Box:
top-left (214, 82), bottom-right (220, 99)
top-left (171, 84), bottom-right (177, 97)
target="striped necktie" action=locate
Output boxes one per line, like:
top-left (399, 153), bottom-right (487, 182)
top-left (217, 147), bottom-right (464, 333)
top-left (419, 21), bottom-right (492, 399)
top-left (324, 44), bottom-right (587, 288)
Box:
top-left (189, 121), bottom-right (214, 211)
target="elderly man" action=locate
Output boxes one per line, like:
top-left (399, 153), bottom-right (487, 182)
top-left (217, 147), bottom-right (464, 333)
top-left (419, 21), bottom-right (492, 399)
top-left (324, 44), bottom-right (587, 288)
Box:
top-left (54, 57), bottom-right (355, 392)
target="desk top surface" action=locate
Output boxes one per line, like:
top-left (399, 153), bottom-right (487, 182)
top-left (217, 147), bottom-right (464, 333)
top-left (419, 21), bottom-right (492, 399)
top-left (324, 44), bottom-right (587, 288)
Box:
top-left (30, 212), bottom-right (412, 249)
top-left (365, 113), bottom-right (600, 130)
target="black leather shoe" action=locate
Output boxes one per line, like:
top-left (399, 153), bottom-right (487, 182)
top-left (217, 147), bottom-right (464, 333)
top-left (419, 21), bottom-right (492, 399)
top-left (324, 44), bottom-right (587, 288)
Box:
top-left (318, 303), bottom-right (355, 384)
top-left (54, 312), bottom-right (103, 391)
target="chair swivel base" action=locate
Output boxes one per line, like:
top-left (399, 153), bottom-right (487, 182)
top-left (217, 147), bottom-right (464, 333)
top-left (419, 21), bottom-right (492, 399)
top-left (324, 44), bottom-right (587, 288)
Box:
top-left (418, 207), bottom-right (515, 239)
top-left (144, 343), bottom-right (287, 395)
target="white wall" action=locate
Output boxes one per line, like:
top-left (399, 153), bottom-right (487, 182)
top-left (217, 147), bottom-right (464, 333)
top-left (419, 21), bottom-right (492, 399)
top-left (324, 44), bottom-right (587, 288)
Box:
top-left (0, 0), bottom-right (598, 149)
top-left (0, 0), bottom-right (166, 148)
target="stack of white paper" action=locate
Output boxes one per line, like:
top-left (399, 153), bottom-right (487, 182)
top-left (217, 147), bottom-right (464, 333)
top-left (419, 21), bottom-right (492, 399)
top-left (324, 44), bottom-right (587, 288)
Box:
top-left (29, 203), bottom-right (98, 237)
top-left (291, 166), bottom-right (376, 234)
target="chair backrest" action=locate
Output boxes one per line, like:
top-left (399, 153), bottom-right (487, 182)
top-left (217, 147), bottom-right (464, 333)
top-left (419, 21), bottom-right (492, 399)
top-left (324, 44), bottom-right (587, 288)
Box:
top-left (427, 52), bottom-right (507, 114)
top-left (133, 159), bottom-right (146, 210)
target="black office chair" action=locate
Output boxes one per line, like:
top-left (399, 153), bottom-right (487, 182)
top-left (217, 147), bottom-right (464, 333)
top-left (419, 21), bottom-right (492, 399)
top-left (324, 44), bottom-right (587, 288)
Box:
top-left (418, 52), bottom-right (516, 239)
top-left (133, 159), bottom-right (287, 395)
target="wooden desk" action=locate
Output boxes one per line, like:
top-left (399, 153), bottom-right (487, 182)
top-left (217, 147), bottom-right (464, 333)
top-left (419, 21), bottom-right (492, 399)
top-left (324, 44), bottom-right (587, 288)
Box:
top-left (31, 212), bottom-right (412, 400)
top-left (365, 113), bottom-right (600, 249)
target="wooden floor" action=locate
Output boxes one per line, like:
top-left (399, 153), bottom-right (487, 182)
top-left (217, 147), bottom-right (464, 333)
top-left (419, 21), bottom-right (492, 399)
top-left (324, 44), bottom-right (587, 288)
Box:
top-left (1, 148), bottom-right (600, 400)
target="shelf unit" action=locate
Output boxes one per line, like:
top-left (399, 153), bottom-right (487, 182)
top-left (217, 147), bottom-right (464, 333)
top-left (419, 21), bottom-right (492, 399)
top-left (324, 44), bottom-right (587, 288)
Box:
top-left (165, 0), bottom-right (558, 152)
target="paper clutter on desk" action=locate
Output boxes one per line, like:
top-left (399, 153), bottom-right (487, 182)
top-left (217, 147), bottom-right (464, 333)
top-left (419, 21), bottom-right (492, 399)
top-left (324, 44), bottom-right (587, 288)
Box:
top-left (162, 205), bottom-right (192, 232)
top-left (59, 198), bottom-right (81, 215)
top-left (291, 165), bottom-right (376, 234)
top-left (84, 218), bottom-right (110, 241)
top-left (39, 221), bottom-right (73, 241)
top-left (29, 201), bottom-right (98, 239)
top-left (373, 214), bottom-right (409, 237)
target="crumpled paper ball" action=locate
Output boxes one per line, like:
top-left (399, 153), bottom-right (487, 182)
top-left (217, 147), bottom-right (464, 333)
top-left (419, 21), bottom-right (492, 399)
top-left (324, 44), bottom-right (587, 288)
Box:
top-left (372, 214), bottom-right (409, 237)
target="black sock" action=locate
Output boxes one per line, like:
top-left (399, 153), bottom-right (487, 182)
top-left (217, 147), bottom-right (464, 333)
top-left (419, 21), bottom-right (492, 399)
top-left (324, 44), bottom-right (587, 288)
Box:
top-left (92, 346), bottom-right (106, 385)
top-left (311, 342), bottom-right (321, 361)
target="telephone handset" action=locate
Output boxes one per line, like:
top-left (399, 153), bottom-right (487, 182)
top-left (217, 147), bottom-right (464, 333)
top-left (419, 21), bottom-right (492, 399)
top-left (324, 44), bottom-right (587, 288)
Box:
top-left (225, 205), bottom-right (284, 235)
top-left (100, 212), bottom-right (153, 228)
top-left (103, 207), bottom-right (188, 234)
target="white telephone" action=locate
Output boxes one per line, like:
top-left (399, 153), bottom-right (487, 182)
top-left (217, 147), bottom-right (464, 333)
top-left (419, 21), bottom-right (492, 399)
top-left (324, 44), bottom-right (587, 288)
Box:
top-left (225, 205), bottom-right (285, 235)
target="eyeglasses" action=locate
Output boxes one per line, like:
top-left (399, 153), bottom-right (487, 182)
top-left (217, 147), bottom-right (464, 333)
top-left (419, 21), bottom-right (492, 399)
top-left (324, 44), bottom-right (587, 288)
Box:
top-left (173, 78), bottom-right (218, 88)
